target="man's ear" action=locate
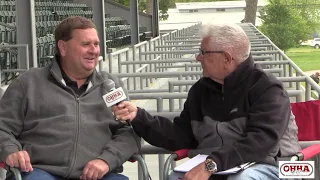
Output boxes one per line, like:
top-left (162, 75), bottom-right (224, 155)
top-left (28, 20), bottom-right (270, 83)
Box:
top-left (57, 40), bottom-right (66, 56)
top-left (223, 51), bottom-right (233, 63)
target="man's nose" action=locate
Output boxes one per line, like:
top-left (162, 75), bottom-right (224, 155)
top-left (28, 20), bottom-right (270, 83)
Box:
top-left (196, 53), bottom-right (202, 62)
top-left (89, 45), bottom-right (99, 54)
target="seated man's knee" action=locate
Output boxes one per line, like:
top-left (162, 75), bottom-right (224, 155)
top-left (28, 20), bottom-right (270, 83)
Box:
top-left (227, 164), bottom-right (279, 180)
top-left (100, 173), bottom-right (129, 180)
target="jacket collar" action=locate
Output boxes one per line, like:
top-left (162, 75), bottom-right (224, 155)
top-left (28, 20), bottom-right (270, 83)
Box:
top-left (224, 54), bottom-right (254, 89)
top-left (200, 54), bottom-right (255, 91)
top-left (50, 55), bottom-right (104, 89)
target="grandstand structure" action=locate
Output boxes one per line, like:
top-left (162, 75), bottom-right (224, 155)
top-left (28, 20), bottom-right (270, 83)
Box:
top-left (0, 0), bottom-right (149, 85)
top-left (112, 22), bottom-right (320, 180)
top-left (1, 0), bottom-right (320, 180)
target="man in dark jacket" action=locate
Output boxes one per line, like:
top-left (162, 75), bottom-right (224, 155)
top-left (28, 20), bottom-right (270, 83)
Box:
top-left (112, 23), bottom-right (301, 180)
top-left (0, 16), bottom-right (137, 180)
top-left (310, 72), bottom-right (320, 84)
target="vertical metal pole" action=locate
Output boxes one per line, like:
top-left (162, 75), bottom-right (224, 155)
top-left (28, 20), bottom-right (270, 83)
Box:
top-left (108, 53), bottom-right (113, 73)
top-left (92, 0), bottom-right (107, 62)
top-left (126, 51), bottom-right (130, 73)
top-left (133, 47), bottom-right (137, 90)
top-left (0, 69), bottom-right (2, 87)
top-left (157, 98), bottom-right (164, 180)
top-left (305, 82), bottom-right (311, 101)
top-left (16, 0), bottom-right (37, 68)
top-left (152, 0), bottom-right (159, 37)
top-left (169, 82), bottom-right (174, 112)
top-left (130, 0), bottom-right (139, 45)
top-left (289, 65), bottom-right (293, 88)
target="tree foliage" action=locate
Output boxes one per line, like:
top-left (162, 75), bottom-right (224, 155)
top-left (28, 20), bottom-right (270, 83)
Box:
top-left (259, 0), bottom-right (320, 52)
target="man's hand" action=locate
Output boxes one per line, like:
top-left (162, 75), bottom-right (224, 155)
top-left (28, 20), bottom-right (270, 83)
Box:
top-left (111, 101), bottom-right (138, 121)
top-left (5, 150), bottom-right (33, 172)
top-left (184, 162), bottom-right (211, 180)
top-left (80, 159), bottom-right (109, 180)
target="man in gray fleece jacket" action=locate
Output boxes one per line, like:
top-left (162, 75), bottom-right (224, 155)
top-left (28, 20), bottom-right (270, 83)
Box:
top-left (0, 16), bottom-right (137, 180)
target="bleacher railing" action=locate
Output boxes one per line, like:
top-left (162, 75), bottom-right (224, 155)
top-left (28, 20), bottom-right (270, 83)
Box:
top-left (0, 43), bottom-right (29, 85)
top-left (106, 22), bottom-right (320, 180)
top-left (1, 20), bottom-right (320, 180)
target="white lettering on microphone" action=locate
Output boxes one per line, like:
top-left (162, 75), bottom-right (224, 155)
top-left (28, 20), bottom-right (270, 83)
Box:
top-left (102, 87), bottom-right (127, 107)
top-left (106, 90), bottom-right (123, 103)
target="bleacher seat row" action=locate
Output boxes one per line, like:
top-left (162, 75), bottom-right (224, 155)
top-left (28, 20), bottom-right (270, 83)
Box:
top-left (0, 0), bottom-right (149, 85)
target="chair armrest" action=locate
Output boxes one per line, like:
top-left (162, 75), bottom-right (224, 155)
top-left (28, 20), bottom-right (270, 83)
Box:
top-left (0, 162), bottom-right (6, 180)
top-left (163, 149), bottom-right (189, 180)
top-left (0, 162), bottom-right (5, 168)
top-left (0, 162), bottom-right (22, 180)
top-left (292, 144), bottom-right (320, 161)
top-left (130, 154), bottom-right (149, 180)
top-left (141, 144), bottom-right (172, 154)
top-left (10, 167), bottom-right (22, 180)
top-left (173, 149), bottom-right (189, 161)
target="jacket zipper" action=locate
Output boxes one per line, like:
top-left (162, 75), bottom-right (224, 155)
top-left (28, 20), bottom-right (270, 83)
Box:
top-left (216, 122), bottom-right (224, 146)
top-left (50, 70), bottom-right (101, 178)
top-left (65, 96), bottom-right (81, 178)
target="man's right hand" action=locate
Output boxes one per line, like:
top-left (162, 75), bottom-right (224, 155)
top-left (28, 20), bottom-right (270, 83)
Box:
top-left (111, 101), bottom-right (138, 122)
top-left (5, 150), bottom-right (33, 172)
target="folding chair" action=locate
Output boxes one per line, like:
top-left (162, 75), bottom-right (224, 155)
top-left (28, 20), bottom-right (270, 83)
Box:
top-left (161, 100), bottom-right (320, 180)
top-left (0, 163), bottom-right (5, 179)
top-left (291, 100), bottom-right (320, 142)
top-left (0, 163), bottom-right (21, 180)
top-left (291, 100), bottom-right (320, 179)
top-left (0, 155), bottom-right (149, 180)
top-left (0, 90), bottom-right (150, 180)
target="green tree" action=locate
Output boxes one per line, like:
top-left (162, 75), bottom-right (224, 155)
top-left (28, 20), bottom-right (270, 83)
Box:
top-left (113, 0), bottom-right (130, 7)
top-left (159, 0), bottom-right (171, 20)
top-left (259, 0), bottom-right (320, 52)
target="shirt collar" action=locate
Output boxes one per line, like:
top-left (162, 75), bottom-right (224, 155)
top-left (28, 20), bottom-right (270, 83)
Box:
top-left (57, 56), bottom-right (93, 86)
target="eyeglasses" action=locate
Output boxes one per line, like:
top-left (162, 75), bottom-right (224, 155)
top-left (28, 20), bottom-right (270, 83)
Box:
top-left (198, 48), bottom-right (224, 55)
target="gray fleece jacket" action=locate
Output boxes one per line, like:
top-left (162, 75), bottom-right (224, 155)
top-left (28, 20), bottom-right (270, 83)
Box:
top-left (0, 58), bottom-right (138, 178)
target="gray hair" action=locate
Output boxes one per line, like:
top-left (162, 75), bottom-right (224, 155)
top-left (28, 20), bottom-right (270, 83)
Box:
top-left (199, 23), bottom-right (251, 63)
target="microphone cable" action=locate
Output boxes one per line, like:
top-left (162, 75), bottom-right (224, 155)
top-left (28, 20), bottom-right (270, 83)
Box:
top-left (126, 120), bottom-right (153, 180)
top-left (102, 77), bottom-right (153, 180)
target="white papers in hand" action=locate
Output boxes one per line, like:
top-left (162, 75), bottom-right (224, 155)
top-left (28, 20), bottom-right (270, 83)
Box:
top-left (173, 154), bottom-right (208, 173)
top-left (173, 154), bottom-right (255, 175)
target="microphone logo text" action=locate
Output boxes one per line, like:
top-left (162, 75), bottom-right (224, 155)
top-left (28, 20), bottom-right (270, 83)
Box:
top-left (102, 87), bottom-right (127, 107)
top-left (106, 90), bottom-right (123, 103)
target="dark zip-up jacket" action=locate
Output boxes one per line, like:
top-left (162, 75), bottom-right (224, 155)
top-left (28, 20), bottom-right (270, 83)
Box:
top-left (0, 58), bottom-right (138, 178)
top-left (132, 55), bottom-right (301, 172)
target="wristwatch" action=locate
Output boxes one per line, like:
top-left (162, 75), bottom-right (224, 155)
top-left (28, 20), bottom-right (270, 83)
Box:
top-left (205, 158), bottom-right (218, 174)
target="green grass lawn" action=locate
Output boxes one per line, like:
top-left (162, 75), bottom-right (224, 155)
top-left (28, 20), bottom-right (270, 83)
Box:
top-left (286, 46), bottom-right (320, 71)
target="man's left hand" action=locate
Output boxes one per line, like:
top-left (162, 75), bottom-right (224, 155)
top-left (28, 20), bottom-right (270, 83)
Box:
top-left (80, 159), bottom-right (110, 180)
top-left (184, 162), bottom-right (212, 180)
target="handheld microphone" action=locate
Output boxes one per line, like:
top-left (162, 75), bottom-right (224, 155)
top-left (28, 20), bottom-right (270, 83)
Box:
top-left (102, 79), bottom-right (127, 107)
top-left (101, 78), bottom-right (153, 180)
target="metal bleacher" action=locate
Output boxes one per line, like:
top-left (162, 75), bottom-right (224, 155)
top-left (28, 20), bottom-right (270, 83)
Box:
top-left (0, 0), bottom-right (148, 85)
top-left (1, 1), bottom-right (320, 180)
top-left (103, 22), bottom-right (320, 180)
